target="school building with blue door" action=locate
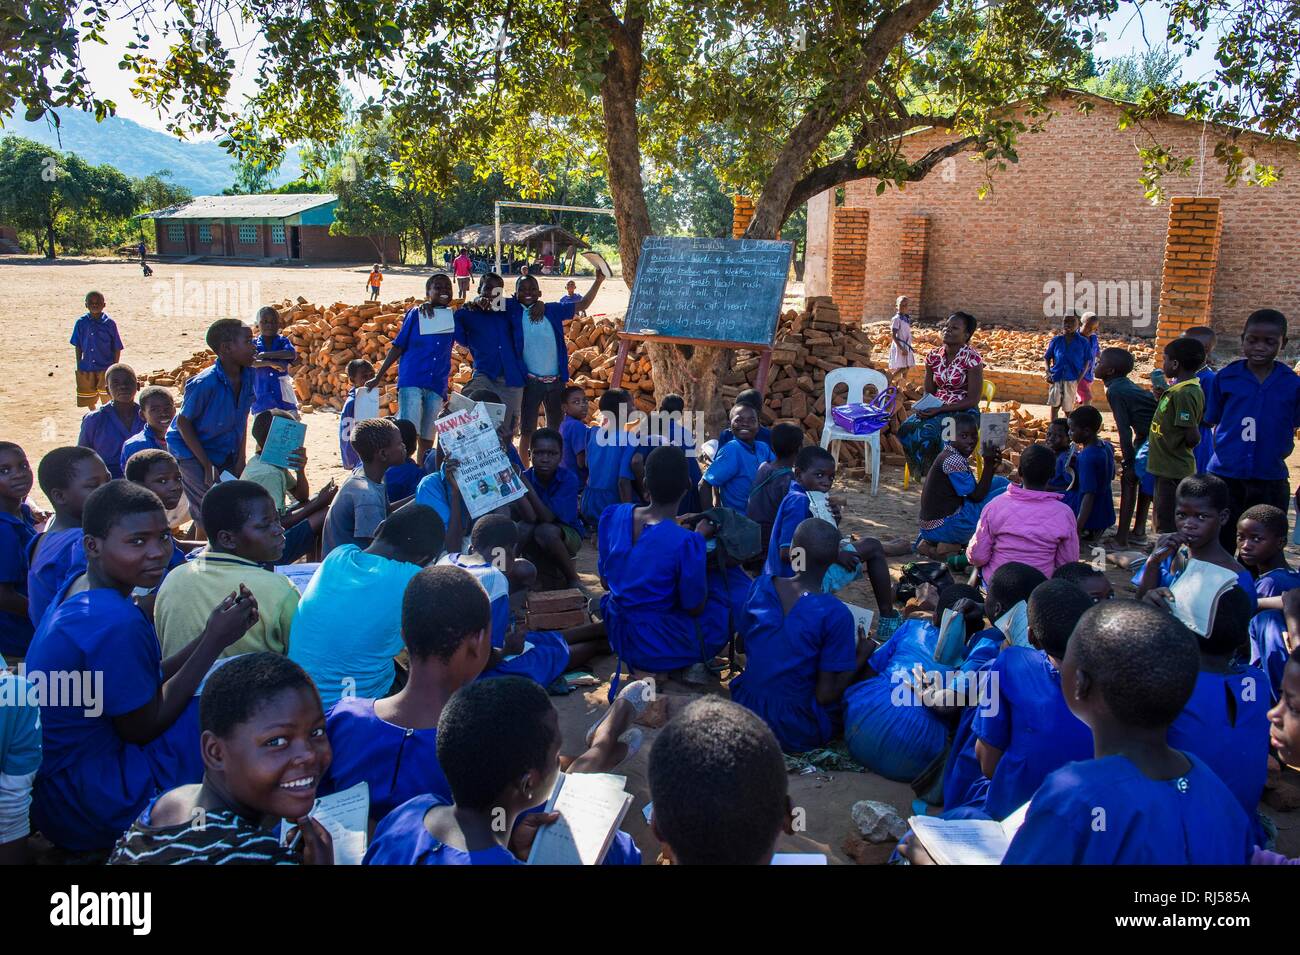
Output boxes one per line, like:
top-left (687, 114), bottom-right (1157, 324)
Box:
top-left (141, 193), bottom-right (399, 262)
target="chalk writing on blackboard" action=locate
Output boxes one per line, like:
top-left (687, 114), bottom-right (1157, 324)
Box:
top-left (625, 236), bottom-right (792, 347)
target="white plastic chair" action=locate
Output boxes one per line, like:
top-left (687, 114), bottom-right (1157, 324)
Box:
top-left (819, 367), bottom-right (888, 495)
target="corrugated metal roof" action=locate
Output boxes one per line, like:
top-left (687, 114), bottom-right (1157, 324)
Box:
top-left (435, 223), bottom-right (589, 248)
top-left (140, 194), bottom-right (338, 220)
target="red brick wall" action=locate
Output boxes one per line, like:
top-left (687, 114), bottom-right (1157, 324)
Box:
top-left (831, 208), bottom-right (870, 323)
top-left (732, 195), bottom-right (755, 239)
top-left (298, 226), bottom-right (399, 262)
top-left (898, 215), bottom-right (930, 317)
top-left (1156, 197), bottom-right (1222, 349)
top-left (154, 220), bottom-right (189, 255)
top-left (844, 95), bottom-right (1300, 339)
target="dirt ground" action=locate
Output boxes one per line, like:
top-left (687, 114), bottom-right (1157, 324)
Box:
top-left (5, 254), bottom-right (1300, 864)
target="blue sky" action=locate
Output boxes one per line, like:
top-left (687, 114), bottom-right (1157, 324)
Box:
top-left (87, 4), bottom-right (1223, 134)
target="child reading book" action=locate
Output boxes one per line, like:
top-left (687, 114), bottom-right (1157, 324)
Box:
top-left (731, 518), bottom-right (870, 753)
top-left (649, 697), bottom-right (792, 865)
top-left (109, 653), bottom-right (334, 865)
top-left (25, 480), bottom-right (258, 851)
top-left (242, 410), bottom-right (336, 564)
top-left (916, 412), bottom-right (1007, 556)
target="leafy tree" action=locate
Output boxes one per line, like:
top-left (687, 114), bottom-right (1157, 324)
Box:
top-left (133, 169), bottom-right (191, 212)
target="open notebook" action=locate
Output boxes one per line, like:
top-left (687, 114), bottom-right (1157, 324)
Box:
top-left (278, 781), bottom-right (370, 865)
top-left (526, 772), bottom-right (633, 865)
top-left (907, 802), bottom-right (1030, 865)
top-left (1167, 558), bottom-right (1240, 637)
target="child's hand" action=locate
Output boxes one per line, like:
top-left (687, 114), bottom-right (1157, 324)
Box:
top-left (915, 407), bottom-right (939, 420)
top-left (289, 447), bottom-right (308, 471)
top-left (694, 516), bottom-right (718, 539)
top-left (202, 584), bottom-right (260, 649)
top-left (503, 626), bottom-right (527, 656)
top-left (1152, 532), bottom-right (1185, 561)
top-left (293, 816), bottom-right (334, 865)
top-left (836, 550), bottom-right (860, 571)
top-left (318, 479), bottom-right (339, 505)
top-left (363, 375), bottom-right (380, 390)
top-left (981, 442), bottom-right (1002, 463)
top-left (508, 810), bottom-right (559, 861)
top-left (897, 833), bottom-right (936, 865)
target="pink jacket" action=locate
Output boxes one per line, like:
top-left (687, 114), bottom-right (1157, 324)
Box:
top-left (966, 483), bottom-right (1080, 581)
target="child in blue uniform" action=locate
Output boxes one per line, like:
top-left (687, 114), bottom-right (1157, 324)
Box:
top-left (747, 422), bottom-right (802, 559)
top-left (717, 389), bottom-right (773, 449)
top-left (110, 653), bottom-right (334, 865)
top-left (598, 446), bottom-right (712, 678)
top-left (1236, 505), bottom-right (1300, 696)
top-left (581, 388), bottom-right (639, 525)
top-left (0, 442), bottom-right (39, 657)
top-left (24, 480), bottom-right (259, 852)
top-left (1061, 405), bottom-right (1116, 540)
top-left (251, 305), bottom-right (299, 416)
top-left (516, 427), bottom-right (585, 589)
top-left (765, 445), bottom-right (901, 623)
top-left (1136, 474), bottom-right (1257, 607)
top-left (1183, 325), bottom-right (1218, 475)
top-left (365, 676), bottom-right (642, 865)
top-left (940, 562), bottom-right (1047, 814)
top-left (339, 359), bottom-right (374, 471)
top-left (1167, 586), bottom-right (1270, 835)
top-left (558, 385), bottom-right (592, 488)
top-left (27, 446), bottom-right (110, 627)
top-left (656, 394), bottom-right (702, 513)
top-left (77, 364), bottom-right (144, 480)
top-left (731, 518), bottom-right (866, 752)
top-left (1044, 419), bottom-right (1074, 493)
top-left (701, 402), bottom-right (774, 512)
top-left (971, 579), bottom-right (1096, 820)
top-left (383, 418), bottom-right (424, 503)
top-left (999, 601), bottom-right (1253, 864)
top-left (1255, 647), bottom-right (1300, 863)
top-left (649, 697), bottom-right (792, 865)
top-left (119, 386), bottom-right (175, 478)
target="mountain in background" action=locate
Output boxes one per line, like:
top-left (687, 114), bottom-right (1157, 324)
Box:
top-left (4, 110), bottom-right (302, 196)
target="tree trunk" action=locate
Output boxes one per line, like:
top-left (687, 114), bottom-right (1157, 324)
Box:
top-left (45, 222), bottom-right (56, 259)
top-left (422, 230), bottom-right (433, 267)
top-left (645, 340), bottom-right (734, 438)
top-left (598, 14), bottom-right (652, 289)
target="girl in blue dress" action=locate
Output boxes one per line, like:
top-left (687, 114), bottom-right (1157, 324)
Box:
top-left (598, 446), bottom-right (714, 679)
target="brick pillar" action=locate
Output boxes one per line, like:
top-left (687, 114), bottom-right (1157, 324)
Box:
top-left (831, 208), bottom-right (870, 324)
top-left (1155, 197), bottom-right (1222, 349)
top-left (732, 195), bottom-right (755, 239)
top-left (898, 215), bottom-right (930, 319)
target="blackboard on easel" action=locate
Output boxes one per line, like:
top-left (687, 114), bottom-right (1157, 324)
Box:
top-left (623, 236), bottom-right (793, 347)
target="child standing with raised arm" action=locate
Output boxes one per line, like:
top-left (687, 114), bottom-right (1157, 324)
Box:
top-left (368, 274), bottom-right (456, 463)
top-left (70, 290), bottom-right (123, 409)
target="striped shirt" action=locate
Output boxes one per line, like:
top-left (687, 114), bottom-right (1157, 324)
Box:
top-left (109, 806), bottom-right (301, 865)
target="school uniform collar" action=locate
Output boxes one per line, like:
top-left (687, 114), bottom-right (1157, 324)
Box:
top-left (1219, 357), bottom-right (1295, 386)
top-left (194, 549), bottom-right (260, 568)
top-left (1166, 377), bottom-right (1201, 393)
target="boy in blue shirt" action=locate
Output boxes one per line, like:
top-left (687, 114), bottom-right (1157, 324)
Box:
top-left (27, 447), bottom-right (109, 627)
top-left (517, 427), bottom-right (584, 590)
top-left (765, 445), bottom-right (902, 624)
top-left (251, 305), bottom-right (299, 416)
top-left (717, 389), bottom-right (773, 449)
top-left (581, 388), bottom-right (640, 525)
top-left (702, 402), bottom-right (774, 511)
top-left (70, 290), bottom-right (122, 409)
top-left (998, 601), bottom-right (1253, 864)
top-left (1204, 308), bottom-right (1300, 550)
top-left (166, 318), bottom-right (257, 530)
top-left (731, 518), bottom-right (867, 752)
top-left (25, 480), bottom-right (258, 851)
top-left (1061, 405), bottom-right (1116, 541)
top-left (456, 273), bottom-right (527, 439)
top-left (648, 697), bottom-right (791, 865)
top-left (1043, 313), bottom-right (1091, 421)
top-left (384, 418), bottom-right (424, 503)
top-left (77, 364), bottom-right (143, 480)
top-left (368, 274), bottom-right (456, 463)
top-left (558, 385), bottom-right (592, 487)
top-left (1044, 419), bottom-right (1074, 493)
top-left (339, 359), bottom-right (374, 470)
top-left (513, 272), bottom-right (603, 464)
top-left (972, 579), bottom-right (1096, 820)
top-left (1167, 586), bottom-right (1270, 840)
top-left (0, 443), bottom-right (38, 657)
top-left (119, 386), bottom-right (175, 477)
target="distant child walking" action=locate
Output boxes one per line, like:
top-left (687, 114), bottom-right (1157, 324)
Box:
top-left (367, 265), bottom-right (384, 302)
top-left (70, 291), bottom-right (123, 409)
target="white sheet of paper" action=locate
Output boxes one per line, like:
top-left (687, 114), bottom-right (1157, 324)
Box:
top-left (526, 772), bottom-right (632, 866)
top-left (844, 602), bottom-right (876, 645)
top-left (995, 601), bottom-right (1030, 648)
top-left (908, 802), bottom-right (1028, 865)
top-left (280, 781), bottom-right (370, 865)
top-left (419, 306), bottom-right (455, 335)
top-left (911, 393), bottom-right (944, 413)
top-left (353, 386), bottom-right (381, 422)
top-left (581, 251), bottom-right (613, 278)
top-left (806, 490), bottom-right (836, 525)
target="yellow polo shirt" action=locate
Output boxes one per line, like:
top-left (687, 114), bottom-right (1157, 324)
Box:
top-left (154, 550), bottom-right (300, 658)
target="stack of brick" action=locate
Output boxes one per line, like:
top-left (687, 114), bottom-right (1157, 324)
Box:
top-left (1155, 197), bottom-right (1223, 350)
top-left (863, 323), bottom-right (1157, 373)
top-left (565, 314), bottom-right (657, 415)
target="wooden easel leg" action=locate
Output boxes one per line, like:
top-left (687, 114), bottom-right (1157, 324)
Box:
top-left (756, 349), bottom-right (773, 394)
top-left (611, 340), bottom-right (630, 388)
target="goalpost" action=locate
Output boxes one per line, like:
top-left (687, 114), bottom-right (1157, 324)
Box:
top-left (493, 200), bottom-right (617, 276)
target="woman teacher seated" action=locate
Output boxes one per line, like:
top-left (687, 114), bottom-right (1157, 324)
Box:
top-left (898, 311), bottom-right (984, 476)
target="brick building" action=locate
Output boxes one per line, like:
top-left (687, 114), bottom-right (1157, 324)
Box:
top-left (803, 92), bottom-right (1300, 341)
top-left (142, 193), bottom-right (399, 262)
